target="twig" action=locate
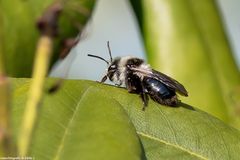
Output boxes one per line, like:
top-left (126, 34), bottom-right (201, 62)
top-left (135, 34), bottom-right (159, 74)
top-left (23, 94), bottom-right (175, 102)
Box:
top-left (0, 28), bottom-right (12, 155)
top-left (17, 2), bottom-right (62, 156)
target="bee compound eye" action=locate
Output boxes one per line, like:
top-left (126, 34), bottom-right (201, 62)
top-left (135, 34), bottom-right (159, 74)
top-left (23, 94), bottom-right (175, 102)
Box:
top-left (110, 65), bottom-right (116, 69)
top-left (126, 64), bottom-right (131, 68)
top-left (128, 64), bottom-right (135, 68)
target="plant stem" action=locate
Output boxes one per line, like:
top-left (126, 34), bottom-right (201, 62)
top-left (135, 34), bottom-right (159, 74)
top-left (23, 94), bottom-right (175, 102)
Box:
top-left (0, 18), bottom-right (12, 155)
top-left (18, 36), bottom-right (53, 156)
top-left (0, 76), bottom-right (11, 156)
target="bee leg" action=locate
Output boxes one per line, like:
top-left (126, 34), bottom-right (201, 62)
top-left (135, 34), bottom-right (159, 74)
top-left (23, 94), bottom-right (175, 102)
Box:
top-left (140, 83), bottom-right (149, 111)
top-left (115, 82), bottom-right (122, 87)
top-left (140, 92), bottom-right (148, 111)
top-left (126, 78), bottom-right (138, 93)
top-left (127, 85), bottom-right (137, 93)
top-left (100, 75), bottom-right (108, 83)
top-left (125, 77), bottom-right (149, 110)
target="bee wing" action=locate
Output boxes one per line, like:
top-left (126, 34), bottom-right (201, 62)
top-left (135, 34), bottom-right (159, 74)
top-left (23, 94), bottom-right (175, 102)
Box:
top-left (130, 67), bottom-right (188, 96)
top-left (151, 69), bottom-right (188, 96)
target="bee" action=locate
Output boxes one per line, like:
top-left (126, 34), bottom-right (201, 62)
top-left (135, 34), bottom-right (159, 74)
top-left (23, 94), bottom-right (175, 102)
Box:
top-left (88, 42), bottom-right (188, 110)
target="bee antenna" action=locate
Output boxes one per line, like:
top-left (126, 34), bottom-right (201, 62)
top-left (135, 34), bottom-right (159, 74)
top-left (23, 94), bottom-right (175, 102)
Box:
top-left (107, 41), bottom-right (113, 62)
top-left (87, 54), bottom-right (109, 65)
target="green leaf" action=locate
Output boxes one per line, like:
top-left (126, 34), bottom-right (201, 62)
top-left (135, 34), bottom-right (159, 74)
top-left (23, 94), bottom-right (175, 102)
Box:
top-left (11, 78), bottom-right (240, 159)
top-left (12, 79), bottom-right (143, 160)
top-left (0, 0), bottom-right (95, 77)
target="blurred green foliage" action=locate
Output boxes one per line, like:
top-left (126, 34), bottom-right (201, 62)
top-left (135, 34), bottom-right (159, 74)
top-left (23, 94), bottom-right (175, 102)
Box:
top-left (130, 0), bottom-right (240, 128)
top-left (0, 0), bottom-right (95, 77)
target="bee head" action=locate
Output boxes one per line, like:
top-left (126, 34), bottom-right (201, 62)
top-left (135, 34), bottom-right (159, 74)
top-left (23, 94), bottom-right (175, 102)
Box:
top-left (107, 58), bottom-right (120, 81)
top-left (108, 63), bottom-right (117, 73)
top-left (87, 41), bottom-right (117, 81)
top-left (108, 58), bottom-right (120, 71)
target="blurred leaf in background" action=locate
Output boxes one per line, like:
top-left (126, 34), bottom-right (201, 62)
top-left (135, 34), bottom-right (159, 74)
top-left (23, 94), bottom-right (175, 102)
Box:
top-left (130, 0), bottom-right (240, 129)
top-left (0, 0), bottom-right (96, 156)
top-left (0, 0), bottom-right (95, 77)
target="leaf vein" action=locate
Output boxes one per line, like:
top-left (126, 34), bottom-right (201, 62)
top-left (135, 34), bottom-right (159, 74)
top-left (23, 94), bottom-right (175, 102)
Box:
top-left (137, 131), bottom-right (208, 160)
top-left (156, 106), bottom-right (178, 144)
top-left (52, 86), bottom-right (92, 160)
top-left (208, 117), bottom-right (230, 159)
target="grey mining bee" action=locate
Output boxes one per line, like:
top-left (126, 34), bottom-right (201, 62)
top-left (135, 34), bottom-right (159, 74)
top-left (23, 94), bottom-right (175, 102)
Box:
top-left (88, 42), bottom-right (188, 110)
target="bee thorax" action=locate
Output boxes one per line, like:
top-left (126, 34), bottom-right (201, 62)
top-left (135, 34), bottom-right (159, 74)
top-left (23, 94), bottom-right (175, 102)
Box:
top-left (134, 64), bottom-right (151, 80)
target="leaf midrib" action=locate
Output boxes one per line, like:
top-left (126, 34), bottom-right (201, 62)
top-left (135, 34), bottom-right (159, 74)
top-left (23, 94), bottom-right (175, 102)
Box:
top-left (52, 86), bottom-right (92, 160)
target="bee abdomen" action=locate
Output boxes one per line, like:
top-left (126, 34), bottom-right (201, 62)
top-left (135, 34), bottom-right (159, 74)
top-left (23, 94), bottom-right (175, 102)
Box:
top-left (143, 77), bottom-right (178, 106)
